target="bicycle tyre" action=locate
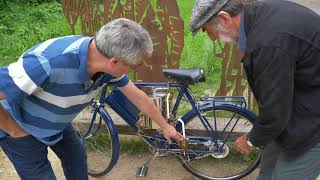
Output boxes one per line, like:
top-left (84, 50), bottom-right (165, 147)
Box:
top-left (73, 107), bottom-right (120, 177)
top-left (179, 104), bottom-right (261, 180)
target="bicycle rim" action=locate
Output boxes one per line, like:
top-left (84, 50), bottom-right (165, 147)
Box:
top-left (73, 109), bottom-right (115, 176)
top-left (180, 105), bottom-right (261, 180)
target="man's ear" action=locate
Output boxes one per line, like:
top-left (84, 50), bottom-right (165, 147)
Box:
top-left (110, 57), bottom-right (119, 65)
top-left (216, 11), bottom-right (232, 25)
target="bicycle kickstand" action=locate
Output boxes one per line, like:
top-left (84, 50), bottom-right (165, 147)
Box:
top-left (136, 154), bottom-right (157, 177)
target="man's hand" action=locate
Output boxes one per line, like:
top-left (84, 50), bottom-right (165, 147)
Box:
top-left (7, 119), bottom-right (29, 138)
top-left (234, 133), bottom-right (252, 154)
top-left (2, 116), bottom-right (29, 138)
top-left (119, 83), bottom-right (184, 143)
top-left (0, 93), bottom-right (29, 138)
top-left (0, 92), bottom-right (5, 100)
top-left (162, 124), bottom-right (184, 144)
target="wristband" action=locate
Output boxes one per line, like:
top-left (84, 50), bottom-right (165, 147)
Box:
top-left (246, 136), bottom-right (253, 147)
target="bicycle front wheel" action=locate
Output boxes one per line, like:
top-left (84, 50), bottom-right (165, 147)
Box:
top-left (180, 105), bottom-right (261, 180)
top-left (73, 107), bottom-right (119, 177)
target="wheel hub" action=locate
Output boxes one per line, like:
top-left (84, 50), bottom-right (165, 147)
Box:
top-left (210, 141), bottom-right (229, 159)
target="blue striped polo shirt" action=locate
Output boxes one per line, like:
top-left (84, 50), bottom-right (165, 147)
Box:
top-left (0, 35), bottom-right (129, 145)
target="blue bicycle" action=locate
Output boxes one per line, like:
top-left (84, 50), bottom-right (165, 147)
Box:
top-left (73, 68), bottom-right (261, 180)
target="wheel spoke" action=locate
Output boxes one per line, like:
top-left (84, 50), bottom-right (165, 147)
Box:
top-left (180, 106), bottom-right (261, 180)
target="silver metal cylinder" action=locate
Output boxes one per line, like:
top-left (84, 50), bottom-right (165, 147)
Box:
top-left (139, 87), bottom-right (171, 129)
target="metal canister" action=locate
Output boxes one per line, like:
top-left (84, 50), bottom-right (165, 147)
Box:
top-left (139, 87), bottom-right (171, 129)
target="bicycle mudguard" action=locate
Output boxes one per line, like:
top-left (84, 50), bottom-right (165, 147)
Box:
top-left (98, 107), bottom-right (121, 174)
top-left (105, 88), bottom-right (140, 130)
top-left (181, 102), bottom-right (257, 123)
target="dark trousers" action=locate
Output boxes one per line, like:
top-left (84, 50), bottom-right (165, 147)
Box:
top-left (257, 141), bottom-right (320, 180)
top-left (0, 125), bottom-right (88, 180)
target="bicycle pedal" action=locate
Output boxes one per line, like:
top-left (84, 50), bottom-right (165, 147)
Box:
top-left (136, 165), bottom-right (148, 177)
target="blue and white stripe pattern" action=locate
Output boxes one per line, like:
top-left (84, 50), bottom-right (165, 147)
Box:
top-left (0, 35), bottom-right (129, 144)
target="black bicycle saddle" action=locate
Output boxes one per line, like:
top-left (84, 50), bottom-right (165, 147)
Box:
top-left (162, 68), bottom-right (206, 85)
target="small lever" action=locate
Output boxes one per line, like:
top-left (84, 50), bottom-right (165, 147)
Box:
top-left (176, 118), bottom-right (186, 138)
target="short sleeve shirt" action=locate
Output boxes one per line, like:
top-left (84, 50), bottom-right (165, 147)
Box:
top-left (0, 36), bottom-right (129, 144)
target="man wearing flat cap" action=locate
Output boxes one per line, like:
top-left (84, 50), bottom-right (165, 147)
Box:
top-left (190, 0), bottom-right (320, 179)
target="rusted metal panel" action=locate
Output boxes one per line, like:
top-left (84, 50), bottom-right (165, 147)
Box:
top-left (61, 0), bottom-right (256, 110)
top-left (61, 0), bottom-right (184, 82)
top-left (213, 41), bottom-right (257, 110)
top-left (61, 0), bottom-right (81, 34)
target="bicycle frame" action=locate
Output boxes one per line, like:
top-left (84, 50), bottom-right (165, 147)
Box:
top-left (83, 81), bottom-right (258, 176)
top-left (100, 82), bottom-right (255, 151)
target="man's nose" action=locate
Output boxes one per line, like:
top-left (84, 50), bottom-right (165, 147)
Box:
top-left (208, 32), bottom-right (218, 41)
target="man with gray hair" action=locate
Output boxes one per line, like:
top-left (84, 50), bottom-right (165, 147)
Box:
top-left (0, 18), bottom-right (183, 180)
top-left (190, 0), bottom-right (320, 179)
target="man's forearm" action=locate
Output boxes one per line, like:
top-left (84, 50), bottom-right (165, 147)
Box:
top-left (0, 104), bottom-right (16, 134)
top-left (133, 90), bottom-right (169, 129)
top-left (0, 92), bottom-right (11, 131)
top-left (119, 83), bottom-right (170, 129)
top-left (119, 82), bottom-right (183, 142)
top-left (0, 93), bottom-right (27, 136)
top-left (0, 92), bottom-right (5, 100)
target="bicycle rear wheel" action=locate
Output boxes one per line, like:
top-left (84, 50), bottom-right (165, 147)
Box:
top-left (180, 105), bottom-right (261, 180)
top-left (73, 107), bottom-right (119, 177)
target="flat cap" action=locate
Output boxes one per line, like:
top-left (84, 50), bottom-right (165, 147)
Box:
top-left (190, 0), bottom-right (229, 36)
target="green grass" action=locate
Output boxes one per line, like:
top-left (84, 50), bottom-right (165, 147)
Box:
top-left (119, 135), bottom-right (149, 155)
top-left (0, 1), bottom-right (71, 66)
top-left (84, 133), bottom-right (149, 155)
top-left (177, 0), bottom-right (222, 95)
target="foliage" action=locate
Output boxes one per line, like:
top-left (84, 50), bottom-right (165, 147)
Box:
top-left (119, 135), bottom-right (149, 155)
top-left (0, 0), bottom-right (60, 7)
top-left (178, 0), bottom-right (222, 95)
top-left (0, 0), bottom-right (70, 66)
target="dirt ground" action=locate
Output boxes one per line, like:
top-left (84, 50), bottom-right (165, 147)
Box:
top-left (0, 149), bottom-right (260, 180)
top-left (0, 149), bottom-right (318, 180)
